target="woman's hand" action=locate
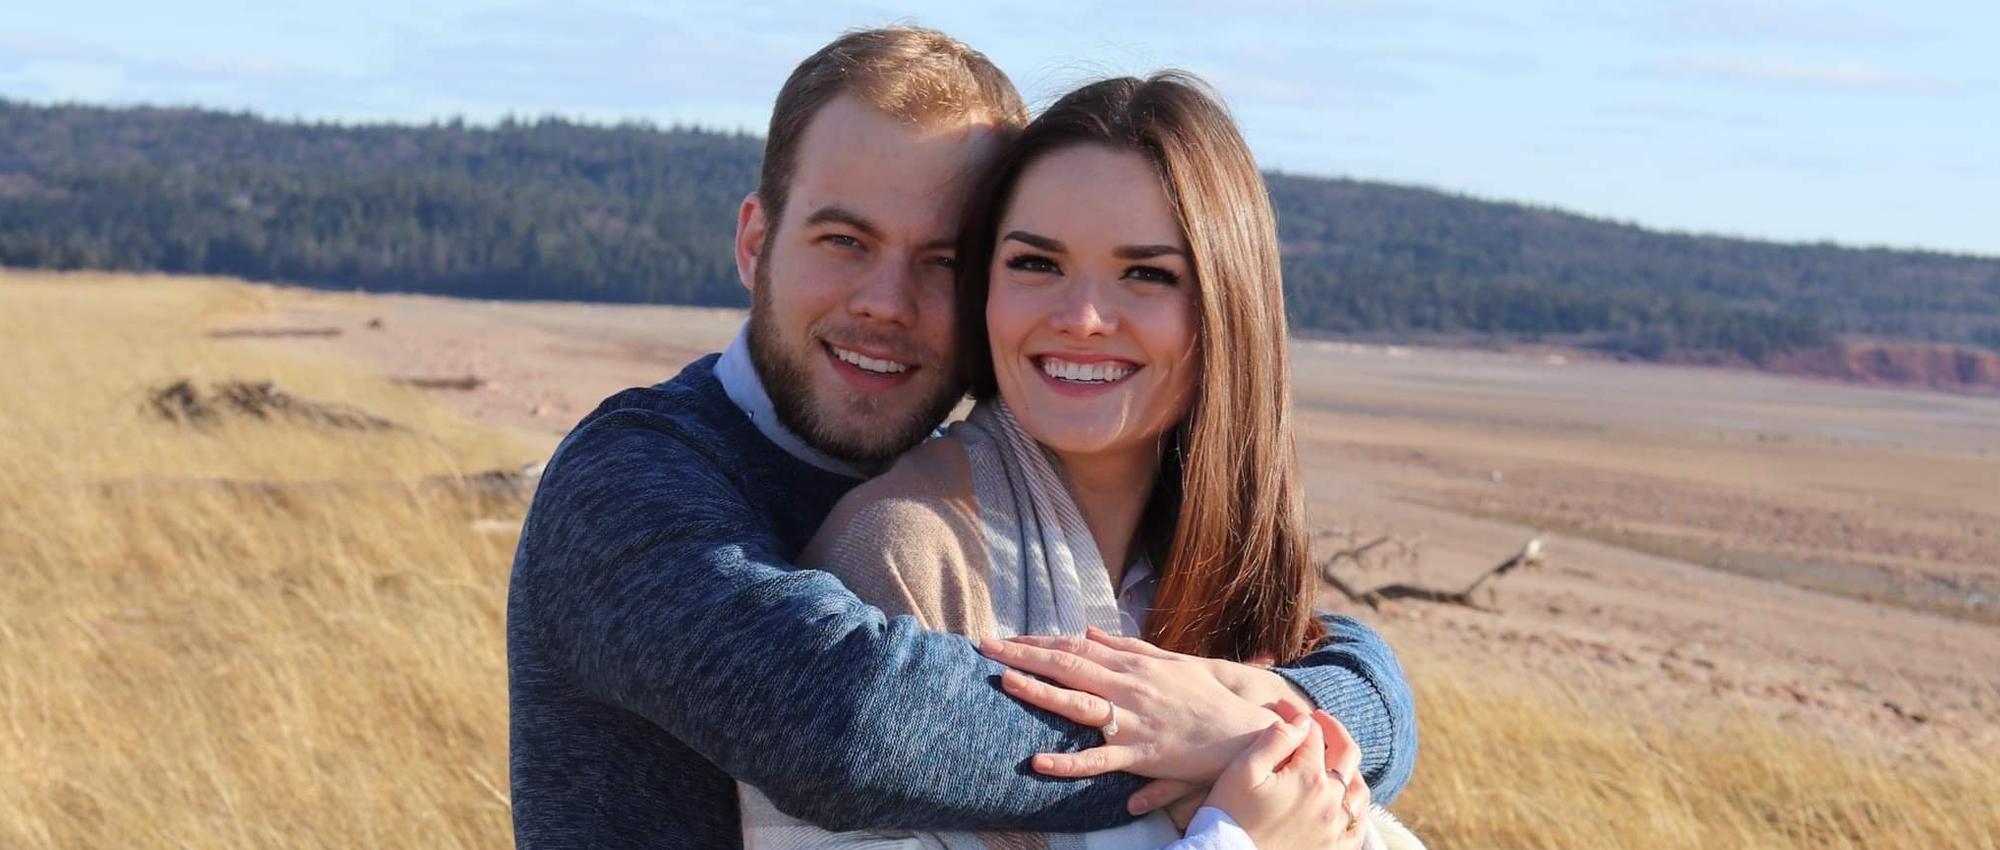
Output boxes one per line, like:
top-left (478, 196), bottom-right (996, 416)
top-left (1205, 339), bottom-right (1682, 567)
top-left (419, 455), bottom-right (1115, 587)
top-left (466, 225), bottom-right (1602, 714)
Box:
top-left (1204, 703), bottom-right (1372, 850)
top-left (978, 627), bottom-right (1280, 786)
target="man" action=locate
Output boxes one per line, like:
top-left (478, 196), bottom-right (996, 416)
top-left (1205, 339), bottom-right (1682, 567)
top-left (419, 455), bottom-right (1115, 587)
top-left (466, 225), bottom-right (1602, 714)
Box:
top-left (508, 26), bottom-right (1415, 849)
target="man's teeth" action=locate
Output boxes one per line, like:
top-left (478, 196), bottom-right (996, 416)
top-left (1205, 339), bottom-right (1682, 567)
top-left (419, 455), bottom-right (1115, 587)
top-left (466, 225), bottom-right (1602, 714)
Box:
top-left (1040, 358), bottom-right (1133, 383)
top-left (832, 346), bottom-right (911, 375)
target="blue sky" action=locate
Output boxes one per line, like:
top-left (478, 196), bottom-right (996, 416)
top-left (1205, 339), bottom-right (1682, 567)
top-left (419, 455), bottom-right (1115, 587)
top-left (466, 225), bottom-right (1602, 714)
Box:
top-left (5, 1), bottom-right (1997, 257)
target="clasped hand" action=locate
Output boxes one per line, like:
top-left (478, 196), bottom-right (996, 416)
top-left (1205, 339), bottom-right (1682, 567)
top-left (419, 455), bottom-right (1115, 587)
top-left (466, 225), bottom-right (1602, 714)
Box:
top-left (976, 625), bottom-right (1323, 820)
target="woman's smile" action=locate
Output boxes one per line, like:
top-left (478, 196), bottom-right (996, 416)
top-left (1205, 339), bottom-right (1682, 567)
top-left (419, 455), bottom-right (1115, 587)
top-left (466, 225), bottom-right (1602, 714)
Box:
top-left (1032, 353), bottom-right (1141, 395)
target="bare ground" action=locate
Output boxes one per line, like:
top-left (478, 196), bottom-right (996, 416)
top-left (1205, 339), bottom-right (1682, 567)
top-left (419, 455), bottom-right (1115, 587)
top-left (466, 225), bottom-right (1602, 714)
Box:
top-left (264, 286), bottom-right (2000, 761)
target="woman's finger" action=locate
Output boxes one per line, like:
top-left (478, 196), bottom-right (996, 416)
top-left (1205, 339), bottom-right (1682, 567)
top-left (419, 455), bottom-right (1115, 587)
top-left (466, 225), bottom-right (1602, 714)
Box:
top-left (999, 669), bottom-right (1114, 727)
top-left (1082, 625), bottom-right (1179, 660)
top-left (1337, 770), bottom-right (1372, 847)
top-left (1342, 770), bottom-right (1372, 814)
top-left (1005, 632), bottom-right (1113, 658)
top-left (1221, 715), bottom-right (1311, 786)
top-left (1163, 793), bottom-right (1205, 832)
top-left (980, 637), bottom-right (1119, 690)
top-left (1029, 744), bottom-right (1142, 778)
top-left (1312, 708), bottom-right (1362, 785)
top-left (1286, 708), bottom-right (1328, 779)
top-left (1126, 778), bottom-right (1199, 816)
top-left (1272, 699), bottom-right (1309, 724)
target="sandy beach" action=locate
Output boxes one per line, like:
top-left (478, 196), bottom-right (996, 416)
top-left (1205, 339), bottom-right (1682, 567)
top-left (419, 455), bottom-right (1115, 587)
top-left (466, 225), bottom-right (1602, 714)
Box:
top-left (270, 285), bottom-right (2000, 759)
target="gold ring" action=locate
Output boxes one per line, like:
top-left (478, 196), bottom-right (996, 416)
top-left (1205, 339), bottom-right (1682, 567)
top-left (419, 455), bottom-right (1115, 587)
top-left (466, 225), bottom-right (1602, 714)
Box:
top-left (1343, 800), bottom-right (1363, 832)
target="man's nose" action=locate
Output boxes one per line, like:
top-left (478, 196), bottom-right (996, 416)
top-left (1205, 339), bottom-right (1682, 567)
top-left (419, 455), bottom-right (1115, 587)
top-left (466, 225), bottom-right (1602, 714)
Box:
top-left (846, 256), bottom-right (919, 328)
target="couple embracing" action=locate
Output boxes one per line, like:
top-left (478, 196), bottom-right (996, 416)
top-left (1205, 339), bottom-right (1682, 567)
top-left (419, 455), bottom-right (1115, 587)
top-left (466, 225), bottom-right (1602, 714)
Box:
top-left (508, 25), bottom-right (1420, 850)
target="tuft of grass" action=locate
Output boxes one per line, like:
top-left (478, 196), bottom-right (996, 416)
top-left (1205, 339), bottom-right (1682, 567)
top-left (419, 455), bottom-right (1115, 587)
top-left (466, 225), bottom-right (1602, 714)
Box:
top-left (1393, 646), bottom-right (2000, 850)
top-left (3, 269), bottom-right (1994, 849)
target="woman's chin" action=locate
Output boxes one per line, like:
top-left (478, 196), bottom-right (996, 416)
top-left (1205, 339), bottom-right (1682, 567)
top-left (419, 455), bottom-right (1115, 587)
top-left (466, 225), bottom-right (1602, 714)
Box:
top-left (1017, 422), bottom-right (1156, 462)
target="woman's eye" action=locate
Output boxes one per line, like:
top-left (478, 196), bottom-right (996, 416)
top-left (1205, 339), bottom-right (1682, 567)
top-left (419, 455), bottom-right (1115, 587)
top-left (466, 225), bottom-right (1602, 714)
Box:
top-left (1124, 265), bottom-right (1181, 285)
top-left (1005, 254), bottom-right (1060, 275)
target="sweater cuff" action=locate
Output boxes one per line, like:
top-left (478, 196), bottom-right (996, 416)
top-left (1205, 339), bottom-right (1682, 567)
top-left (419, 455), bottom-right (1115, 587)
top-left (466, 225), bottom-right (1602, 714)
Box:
top-left (1270, 615), bottom-right (1418, 805)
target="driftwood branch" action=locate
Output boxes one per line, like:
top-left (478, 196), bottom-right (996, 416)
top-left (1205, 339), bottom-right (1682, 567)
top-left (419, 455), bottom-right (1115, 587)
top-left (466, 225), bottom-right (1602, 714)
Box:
top-left (91, 462), bottom-right (547, 506)
top-left (206, 326), bottom-right (343, 338)
top-left (1321, 535), bottom-right (1544, 611)
top-left (147, 379), bottom-right (401, 431)
top-left (396, 374), bottom-right (488, 391)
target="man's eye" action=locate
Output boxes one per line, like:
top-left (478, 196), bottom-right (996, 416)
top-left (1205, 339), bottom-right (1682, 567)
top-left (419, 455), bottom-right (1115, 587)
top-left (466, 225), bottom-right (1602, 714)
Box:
top-left (1124, 265), bottom-right (1181, 285)
top-left (929, 255), bottom-right (957, 271)
top-left (1005, 254), bottom-right (1060, 275)
top-left (820, 234), bottom-right (863, 250)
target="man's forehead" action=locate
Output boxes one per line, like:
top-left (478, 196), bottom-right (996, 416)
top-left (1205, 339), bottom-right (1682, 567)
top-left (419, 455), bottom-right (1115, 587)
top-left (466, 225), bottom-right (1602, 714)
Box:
top-left (787, 96), bottom-right (998, 233)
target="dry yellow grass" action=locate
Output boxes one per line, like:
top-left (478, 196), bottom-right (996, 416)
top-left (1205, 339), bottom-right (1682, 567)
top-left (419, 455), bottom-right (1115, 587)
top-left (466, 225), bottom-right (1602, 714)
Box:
top-left (1395, 648), bottom-right (2000, 849)
top-left (2, 269), bottom-right (1994, 849)
top-left (2, 271), bottom-right (526, 848)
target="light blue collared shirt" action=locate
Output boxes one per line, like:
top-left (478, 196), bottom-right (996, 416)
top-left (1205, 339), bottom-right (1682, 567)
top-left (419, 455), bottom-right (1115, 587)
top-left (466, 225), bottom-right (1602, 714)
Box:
top-left (714, 324), bottom-right (868, 480)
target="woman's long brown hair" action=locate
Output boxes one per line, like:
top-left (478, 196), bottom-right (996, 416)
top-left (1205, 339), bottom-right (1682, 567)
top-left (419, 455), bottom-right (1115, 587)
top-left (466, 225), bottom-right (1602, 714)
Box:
top-left (955, 72), bottom-right (1325, 664)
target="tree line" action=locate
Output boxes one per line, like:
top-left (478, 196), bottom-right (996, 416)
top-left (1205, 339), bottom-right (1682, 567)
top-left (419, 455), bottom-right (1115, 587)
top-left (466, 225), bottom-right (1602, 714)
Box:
top-left (5, 99), bottom-right (1998, 364)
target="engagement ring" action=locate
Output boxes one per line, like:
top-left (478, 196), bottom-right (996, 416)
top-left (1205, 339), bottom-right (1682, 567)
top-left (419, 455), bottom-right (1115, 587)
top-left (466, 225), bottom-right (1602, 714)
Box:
top-left (1099, 703), bottom-right (1119, 739)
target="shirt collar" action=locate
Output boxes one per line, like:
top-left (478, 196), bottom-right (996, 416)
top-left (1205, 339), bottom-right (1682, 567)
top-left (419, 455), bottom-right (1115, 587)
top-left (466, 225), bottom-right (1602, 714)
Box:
top-left (1119, 552), bottom-right (1156, 596)
top-left (715, 324), bottom-right (867, 480)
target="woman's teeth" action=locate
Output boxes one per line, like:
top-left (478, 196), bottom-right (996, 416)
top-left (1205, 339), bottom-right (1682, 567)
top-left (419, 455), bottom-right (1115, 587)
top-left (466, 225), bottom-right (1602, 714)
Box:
top-left (1039, 357), bottom-right (1133, 384)
top-left (832, 346), bottom-right (911, 375)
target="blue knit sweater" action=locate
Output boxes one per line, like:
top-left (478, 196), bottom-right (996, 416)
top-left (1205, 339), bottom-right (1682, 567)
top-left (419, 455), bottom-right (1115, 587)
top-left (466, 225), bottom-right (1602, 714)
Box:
top-left (506, 355), bottom-right (1417, 848)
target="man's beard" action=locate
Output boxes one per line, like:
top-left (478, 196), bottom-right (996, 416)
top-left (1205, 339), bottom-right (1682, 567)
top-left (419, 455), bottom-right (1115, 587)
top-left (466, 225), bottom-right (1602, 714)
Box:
top-left (746, 263), bottom-right (961, 467)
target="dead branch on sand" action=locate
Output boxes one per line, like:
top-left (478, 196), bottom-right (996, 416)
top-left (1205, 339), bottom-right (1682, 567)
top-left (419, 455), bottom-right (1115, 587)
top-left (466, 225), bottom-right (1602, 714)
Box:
top-left (395, 375), bottom-right (488, 391)
top-left (147, 379), bottom-right (401, 431)
top-left (92, 462), bottom-right (546, 506)
top-left (1320, 533), bottom-right (1545, 611)
top-left (206, 327), bottom-right (344, 338)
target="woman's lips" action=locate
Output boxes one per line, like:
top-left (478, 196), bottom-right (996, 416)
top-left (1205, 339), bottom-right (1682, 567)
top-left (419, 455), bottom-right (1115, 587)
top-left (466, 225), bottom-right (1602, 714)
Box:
top-left (1031, 354), bottom-right (1139, 397)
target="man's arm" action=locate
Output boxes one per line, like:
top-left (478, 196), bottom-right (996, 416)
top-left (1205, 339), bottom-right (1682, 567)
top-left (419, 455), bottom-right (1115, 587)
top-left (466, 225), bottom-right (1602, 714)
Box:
top-left (509, 415), bottom-right (1140, 832)
top-left (978, 614), bottom-right (1418, 808)
top-left (1267, 614), bottom-right (1418, 803)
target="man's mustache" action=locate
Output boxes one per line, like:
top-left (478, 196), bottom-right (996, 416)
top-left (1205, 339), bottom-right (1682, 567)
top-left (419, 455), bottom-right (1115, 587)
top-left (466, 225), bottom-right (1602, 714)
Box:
top-left (814, 325), bottom-right (938, 366)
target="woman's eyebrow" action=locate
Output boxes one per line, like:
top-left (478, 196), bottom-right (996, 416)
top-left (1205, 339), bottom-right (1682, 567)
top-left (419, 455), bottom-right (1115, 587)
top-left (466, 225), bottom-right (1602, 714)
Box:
top-left (1114, 244), bottom-right (1185, 260)
top-left (1002, 230), bottom-right (1065, 253)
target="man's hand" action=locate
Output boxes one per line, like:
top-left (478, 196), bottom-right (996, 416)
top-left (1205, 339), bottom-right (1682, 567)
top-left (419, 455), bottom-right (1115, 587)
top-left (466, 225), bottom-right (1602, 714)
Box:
top-left (977, 626), bottom-right (1293, 792)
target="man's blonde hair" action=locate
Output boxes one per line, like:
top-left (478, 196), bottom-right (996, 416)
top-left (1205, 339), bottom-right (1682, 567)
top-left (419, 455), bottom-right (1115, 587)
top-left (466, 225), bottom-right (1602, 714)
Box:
top-left (758, 26), bottom-right (1027, 236)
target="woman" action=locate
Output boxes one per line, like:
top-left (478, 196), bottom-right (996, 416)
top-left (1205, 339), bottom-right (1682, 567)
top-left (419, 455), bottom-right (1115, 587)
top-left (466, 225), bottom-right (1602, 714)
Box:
top-left (740, 72), bottom-right (1420, 850)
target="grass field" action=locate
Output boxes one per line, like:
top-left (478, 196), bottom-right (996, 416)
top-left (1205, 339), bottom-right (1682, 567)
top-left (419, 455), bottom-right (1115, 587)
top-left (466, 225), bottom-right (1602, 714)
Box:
top-left (2, 270), bottom-right (1994, 849)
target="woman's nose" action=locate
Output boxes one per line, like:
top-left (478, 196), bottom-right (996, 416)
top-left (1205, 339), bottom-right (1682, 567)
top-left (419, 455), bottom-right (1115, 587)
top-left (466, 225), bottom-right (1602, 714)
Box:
top-left (1049, 277), bottom-right (1116, 337)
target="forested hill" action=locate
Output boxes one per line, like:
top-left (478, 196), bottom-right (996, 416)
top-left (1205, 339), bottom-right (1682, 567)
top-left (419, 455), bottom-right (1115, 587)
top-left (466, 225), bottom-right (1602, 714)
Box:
top-left (6, 98), bottom-right (1999, 365)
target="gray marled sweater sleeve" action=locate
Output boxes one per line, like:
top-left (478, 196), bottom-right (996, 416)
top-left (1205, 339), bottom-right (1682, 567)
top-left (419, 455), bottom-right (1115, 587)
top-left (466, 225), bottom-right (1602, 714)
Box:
top-left (509, 412), bottom-right (1145, 833)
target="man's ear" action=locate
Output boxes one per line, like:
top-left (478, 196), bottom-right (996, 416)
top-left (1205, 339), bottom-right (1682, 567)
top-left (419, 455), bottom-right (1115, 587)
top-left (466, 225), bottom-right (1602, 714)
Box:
top-left (735, 191), bottom-right (767, 293)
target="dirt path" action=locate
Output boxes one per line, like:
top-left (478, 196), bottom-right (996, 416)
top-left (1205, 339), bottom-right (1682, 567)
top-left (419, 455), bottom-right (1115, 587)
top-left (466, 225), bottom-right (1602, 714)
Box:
top-left (267, 286), bottom-right (2000, 758)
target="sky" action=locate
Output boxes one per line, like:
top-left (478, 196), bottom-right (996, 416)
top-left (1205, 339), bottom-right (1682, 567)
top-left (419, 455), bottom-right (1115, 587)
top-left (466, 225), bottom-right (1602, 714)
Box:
top-left (4, 1), bottom-right (1997, 257)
